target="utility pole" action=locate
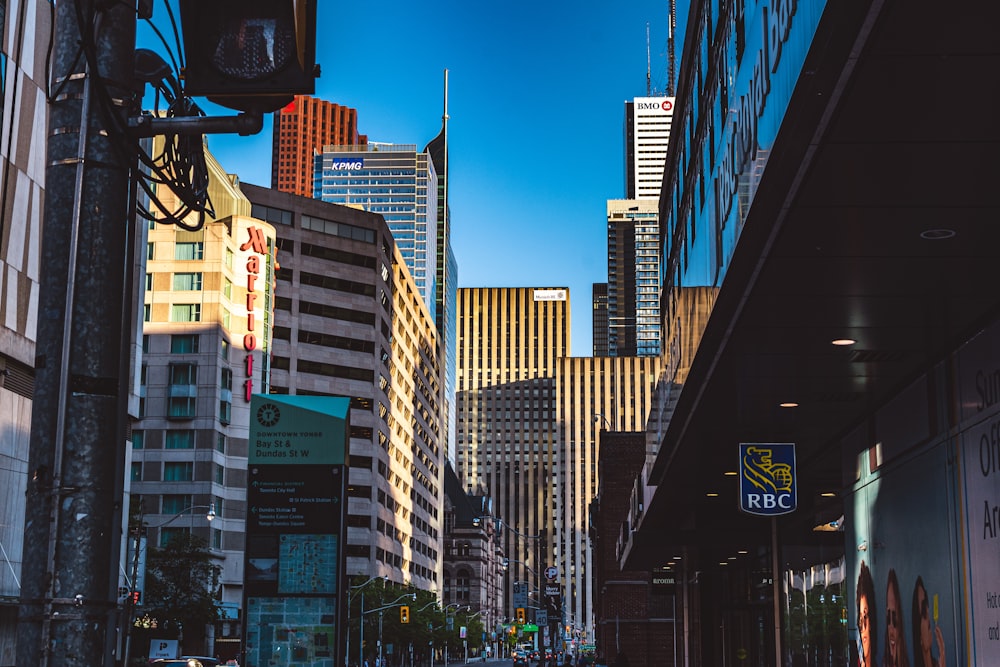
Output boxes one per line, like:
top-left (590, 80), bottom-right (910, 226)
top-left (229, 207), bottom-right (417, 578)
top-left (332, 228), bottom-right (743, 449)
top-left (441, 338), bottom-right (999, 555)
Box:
top-left (17, 1), bottom-right (136, 665)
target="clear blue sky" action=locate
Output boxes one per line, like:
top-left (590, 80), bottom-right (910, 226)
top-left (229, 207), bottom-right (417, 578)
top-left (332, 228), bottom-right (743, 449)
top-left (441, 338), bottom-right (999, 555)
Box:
top-left (160, 1), bottom-right (684, 356)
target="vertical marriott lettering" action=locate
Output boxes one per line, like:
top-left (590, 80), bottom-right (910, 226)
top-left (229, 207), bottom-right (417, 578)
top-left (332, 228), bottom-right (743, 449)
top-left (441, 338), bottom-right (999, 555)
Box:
top-left (240, 226), bottom-right (268, 401)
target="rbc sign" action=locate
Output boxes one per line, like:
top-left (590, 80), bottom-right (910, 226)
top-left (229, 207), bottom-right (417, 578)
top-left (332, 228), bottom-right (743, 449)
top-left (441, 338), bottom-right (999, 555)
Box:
top-left (739, 443), bottom-right (797, 516)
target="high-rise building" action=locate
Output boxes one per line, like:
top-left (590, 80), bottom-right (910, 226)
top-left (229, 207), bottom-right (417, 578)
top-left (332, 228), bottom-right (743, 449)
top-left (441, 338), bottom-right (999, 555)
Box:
top-left (607, 199), bottom-right (661, 357)
top-left (423, 70), bottom-right (459, 462)
top-left (624, 97), bottom-right (675, 200)
top-left (0, 3), bottom-right (54, 659)
top-left (602, 96), bottom-right (674, 359)
top-left (134, 152), bottom-right (279, 657)
top-left (271, 96), bottom-right (367, 198)
top-left (243, 183), bottom-right (446, 594)
top-left (592, 283), bottom-right (609, 357)
top-left (455, 287), bottom-right (570, 624)
top-left (313, 143), bottom-right (439, 323)
top-left (553, 355), bottom-right (661, 644)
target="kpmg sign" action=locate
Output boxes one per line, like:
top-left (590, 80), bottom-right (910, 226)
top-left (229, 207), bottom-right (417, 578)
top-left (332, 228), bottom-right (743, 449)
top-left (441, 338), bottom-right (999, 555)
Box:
top-left (739, 443), bottom-right (796, 516)
top-left (329, 158), bottom-right (364, 170)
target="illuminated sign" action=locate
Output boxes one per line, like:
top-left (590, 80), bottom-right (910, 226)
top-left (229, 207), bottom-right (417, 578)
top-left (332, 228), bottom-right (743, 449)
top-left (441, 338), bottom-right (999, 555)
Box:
top-left (635, 97), bottom-right (674, 112)
top-left (533, 289), bottom-right (567, 302)
top-left (239, 226), bottom-right (269, 402)
top-left (739, 443), bottom-right (797, 516)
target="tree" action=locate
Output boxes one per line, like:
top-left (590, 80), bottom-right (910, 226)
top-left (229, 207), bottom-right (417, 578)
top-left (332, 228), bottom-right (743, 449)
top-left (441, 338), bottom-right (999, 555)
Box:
top-left (143, 533), bottom-right (221, 656)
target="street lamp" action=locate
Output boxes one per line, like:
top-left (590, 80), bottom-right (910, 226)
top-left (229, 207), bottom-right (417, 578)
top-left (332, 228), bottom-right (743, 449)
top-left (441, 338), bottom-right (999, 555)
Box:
top-left (594, 413), bottom-right (613, 431)
top-left (122, 502), bottom-right (216, 667)
top-left (361, 593), bottom-right (416, 667)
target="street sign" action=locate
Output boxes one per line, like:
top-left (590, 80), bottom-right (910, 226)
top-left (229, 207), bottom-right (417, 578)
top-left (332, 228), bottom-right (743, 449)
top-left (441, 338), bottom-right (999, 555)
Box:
top-left (739, 443), bottom-right (797, 516)
top-left (513, 581), bottom-right (528, 608)
top-left (545, 566), bottom-right (558, 580)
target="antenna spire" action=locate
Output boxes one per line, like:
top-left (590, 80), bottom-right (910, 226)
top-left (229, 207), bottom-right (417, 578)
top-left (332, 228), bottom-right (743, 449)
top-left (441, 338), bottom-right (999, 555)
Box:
top-left (646, 22), bottom-right (651, 96)
top-left (667, 0), bottom-right (677, 96)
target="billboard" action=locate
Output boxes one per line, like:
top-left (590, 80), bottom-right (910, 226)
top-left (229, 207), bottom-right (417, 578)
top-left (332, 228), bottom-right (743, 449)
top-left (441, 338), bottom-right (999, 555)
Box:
top-left (243, 395), bottom-right (350, 667)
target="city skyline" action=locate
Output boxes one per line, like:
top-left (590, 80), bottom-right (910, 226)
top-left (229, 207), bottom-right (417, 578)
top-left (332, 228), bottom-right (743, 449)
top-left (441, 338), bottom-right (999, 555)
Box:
top-left (176, 0), bottom-right (686, 356)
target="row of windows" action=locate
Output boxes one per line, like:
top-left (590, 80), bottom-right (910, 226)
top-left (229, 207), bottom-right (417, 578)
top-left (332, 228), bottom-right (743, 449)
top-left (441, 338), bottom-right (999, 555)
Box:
top-left (130, 460), bottom-right (225, 484)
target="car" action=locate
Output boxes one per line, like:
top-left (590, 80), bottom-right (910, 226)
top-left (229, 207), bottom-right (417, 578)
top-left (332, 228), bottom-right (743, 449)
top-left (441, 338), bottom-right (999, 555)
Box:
top-left (512, 650), bottom-right (529, 666)
top-left (150, 658), bottom-right (220, 667)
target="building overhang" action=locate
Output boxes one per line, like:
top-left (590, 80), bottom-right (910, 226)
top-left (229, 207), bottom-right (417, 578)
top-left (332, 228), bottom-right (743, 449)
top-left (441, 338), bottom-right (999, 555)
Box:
top-left (625, 0), bottom-right (1000, 569)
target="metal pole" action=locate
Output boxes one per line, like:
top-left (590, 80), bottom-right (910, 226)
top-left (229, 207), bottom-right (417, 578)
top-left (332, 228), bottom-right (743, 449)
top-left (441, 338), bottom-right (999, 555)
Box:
top-left (361, 592), bottom-right (365, 666)
top-left (17, 1), bottom-right (135, 665)
top-left (379, 610), bottom-right (384, 667)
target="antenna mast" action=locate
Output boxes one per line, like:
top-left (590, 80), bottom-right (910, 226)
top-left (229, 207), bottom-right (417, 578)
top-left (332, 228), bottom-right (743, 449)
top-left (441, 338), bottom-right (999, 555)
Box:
top-left (646, 22), bottom-right (652, 96)
top-left (667, 0), bottom-right (677, 96)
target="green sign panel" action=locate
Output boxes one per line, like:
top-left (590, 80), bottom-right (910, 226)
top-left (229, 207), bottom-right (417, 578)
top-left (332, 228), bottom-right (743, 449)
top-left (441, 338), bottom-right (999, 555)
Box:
top-left (523, 624), bottom-right (539, 632)
top-left (249, 395), bottom-right (349, 465)
top-left (244, 395), bottom-right (351, 667)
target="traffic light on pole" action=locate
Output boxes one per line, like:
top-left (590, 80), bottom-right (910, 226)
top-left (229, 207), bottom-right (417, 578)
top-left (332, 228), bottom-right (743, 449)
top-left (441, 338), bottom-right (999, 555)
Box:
top-left (516, 608), bottom-right (526, 624)
top-left (179, 0), bottom-right (318, 112)
top-left (400, 606), bottom-right (410, 624)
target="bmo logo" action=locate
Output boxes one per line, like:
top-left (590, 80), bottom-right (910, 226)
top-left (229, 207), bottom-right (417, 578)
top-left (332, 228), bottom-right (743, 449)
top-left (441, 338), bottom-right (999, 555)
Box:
top-left (636, 98), bottom-right (674, 112)
top-left (330, 159), bottom-right (364, 171)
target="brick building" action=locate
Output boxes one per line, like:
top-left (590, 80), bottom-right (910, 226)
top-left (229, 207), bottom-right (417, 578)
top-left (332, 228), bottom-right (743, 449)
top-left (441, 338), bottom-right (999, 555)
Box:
top-left (591, 431), bottom-right (674, 666)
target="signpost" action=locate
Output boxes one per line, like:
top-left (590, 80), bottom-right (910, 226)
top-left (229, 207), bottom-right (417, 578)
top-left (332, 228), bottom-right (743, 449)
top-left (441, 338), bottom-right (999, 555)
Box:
top-left (243, 395), bottom-right (351, 667)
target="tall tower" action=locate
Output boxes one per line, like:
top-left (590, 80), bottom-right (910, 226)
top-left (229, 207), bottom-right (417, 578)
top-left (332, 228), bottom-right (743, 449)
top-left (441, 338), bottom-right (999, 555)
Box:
top-left (423, 70), bottom-right (459, 462)
top-left (455, 287), bottom-right (570, 623)
top-left (313, 143), bottom-right (439, 322)
top-left (624, 97), bottom-right (675, 199)
top-left (271, 96), bottom-right (367, 197)
top-left (592, 283), bottom-right (609, 357)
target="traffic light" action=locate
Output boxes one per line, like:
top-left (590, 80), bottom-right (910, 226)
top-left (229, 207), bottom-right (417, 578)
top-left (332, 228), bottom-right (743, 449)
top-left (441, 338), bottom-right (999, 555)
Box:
top-left (400, 606), bottom-right (410, 624)
top-left (179, 0), bottom-right (318, 112)
top-left (516, 608), bottom-right (526, 624)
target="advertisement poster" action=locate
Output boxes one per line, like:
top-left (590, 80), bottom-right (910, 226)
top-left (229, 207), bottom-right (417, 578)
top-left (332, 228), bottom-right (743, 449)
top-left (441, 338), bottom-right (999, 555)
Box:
top-left (845, 443), bottom-right (959, 667)
top-left (960, 413), bottom-right (1000, 665)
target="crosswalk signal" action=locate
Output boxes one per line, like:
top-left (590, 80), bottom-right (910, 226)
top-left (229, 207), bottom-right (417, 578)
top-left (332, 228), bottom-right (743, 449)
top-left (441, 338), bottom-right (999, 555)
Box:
top-left (400, 606), bottom-right (410, 624)
top-left (179, 0), bottom-right (318, 112)
top-left (516, 608), bottom-right (526, 624)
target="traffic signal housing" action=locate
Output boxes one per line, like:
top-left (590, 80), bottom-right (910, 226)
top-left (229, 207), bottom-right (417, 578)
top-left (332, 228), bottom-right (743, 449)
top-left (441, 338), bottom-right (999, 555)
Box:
top-left (516, 607), bottom-right (526, 624)
top-left (179, 0), bottom-right (318, 112)
top-left (400, 606), bottom-right (410, 624)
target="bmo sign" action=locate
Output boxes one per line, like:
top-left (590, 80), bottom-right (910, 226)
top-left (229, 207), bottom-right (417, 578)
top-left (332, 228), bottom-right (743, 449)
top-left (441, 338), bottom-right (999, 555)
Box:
top-left (739, 443), bottom-right (797, 516)
top-left (635, 97), bottom-right (674, 112)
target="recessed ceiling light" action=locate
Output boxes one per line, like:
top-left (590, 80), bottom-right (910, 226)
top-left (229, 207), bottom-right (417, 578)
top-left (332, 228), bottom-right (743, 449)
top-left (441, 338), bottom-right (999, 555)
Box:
top-left (920, 228), bottom-right (956, 240)
top-left (727, 556), bottom-right (736, 560)
top-left (779, 402), bottom-right (799, 408)
top-left (821, 492), bottom-right (837, 498)
top-left (719, 561), bottom-right (728, 566)
top-left (706, 492), bottom-right (719, 497)
top-left (724, 471), bottom-right (737, 476)
top-left (738, 550), bottom-right (748, 554)
top-left (831, 338), bottom-right (856, 346)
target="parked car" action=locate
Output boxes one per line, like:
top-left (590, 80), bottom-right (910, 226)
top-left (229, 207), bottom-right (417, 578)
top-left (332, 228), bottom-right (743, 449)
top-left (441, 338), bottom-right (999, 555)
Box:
top-left (150, 658), bottom-right (220, 667)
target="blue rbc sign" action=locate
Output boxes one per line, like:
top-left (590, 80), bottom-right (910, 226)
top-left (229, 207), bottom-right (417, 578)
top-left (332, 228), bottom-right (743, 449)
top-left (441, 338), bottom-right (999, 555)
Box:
top-left (739, 443), bottom-right (797, 516)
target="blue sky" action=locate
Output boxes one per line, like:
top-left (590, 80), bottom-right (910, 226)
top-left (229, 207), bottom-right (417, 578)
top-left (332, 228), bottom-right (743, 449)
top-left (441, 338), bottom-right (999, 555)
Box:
top-left (156, 1), bottom-right (683, 356)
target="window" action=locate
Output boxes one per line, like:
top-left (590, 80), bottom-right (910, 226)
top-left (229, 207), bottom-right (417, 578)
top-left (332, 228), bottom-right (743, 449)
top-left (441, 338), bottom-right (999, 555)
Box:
top-left (219, 400), bottom-right (231, 425)
top-left (223, 277), bottom-right (232, 300)
top-left (173, 272), bottom-right (203, 291)
top-left (145, 273), bottom-right (153, 291)
top-left (162, 494), bottom-right (192, 514)
top-left (143, 304), bottom-right (151, 322)
top-left (168, 397), bottom-right (197, 418)
top-left (221, 339), bottom-right (231, 360)
top-left (169, 363), bottom-right (197, 386)
top-left (132, 431), bottom-right (144, 449)
top-left (165, 430), bottom-right (194, 449)
top-left (215, 464), bottom-right (225, 485)
top-left (147, 243), bottom-right (155, 260)
top-left (174, 242), bottom-right (204, 260)
top-left (170, 304), bottom-right (201, 322)
top-left (159, 527), bottom-right (189, 547)
top-left (225, 247), bottom-right (233, 269)
top-left (170, 334), bottom-right (200, 353)
top-left (211, 528), bottom-right (223, 550)
top-left (131, 462), bottom-right (142, 481)
top-left (163, 462), bottom-right (193, 481)
top-left (214, 497), bottom-right (224, 518)
top-left (216, 433), bottom-right (227, 453)
top-left (220, 368), bottom-right (233, 391)
top-left (141, 335), bottom-right (150, 353)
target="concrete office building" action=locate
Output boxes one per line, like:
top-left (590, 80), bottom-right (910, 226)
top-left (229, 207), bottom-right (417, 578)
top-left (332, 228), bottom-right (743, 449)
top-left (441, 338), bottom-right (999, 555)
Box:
top-left (313, 143), bottom-right (439, 324)
top-left (271, 96), bottom-right (366, 198)
top-left (134, 157), bottom-right (279, 657)
top-left (0, 2), bottom-right (52, 660)
top-left (606, 200), bottom-right (661, 358)
top-left (242, 183), bottom-right (446, 594)
top-left (623, 1), bottom-right (1000, 666)
top-left (553, 356), bottom-right (661, 646)
top-left (455, 287), bottom-right (569, 627)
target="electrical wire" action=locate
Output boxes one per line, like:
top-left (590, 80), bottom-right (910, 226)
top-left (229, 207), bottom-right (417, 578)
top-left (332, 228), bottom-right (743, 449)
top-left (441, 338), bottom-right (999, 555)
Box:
top-left (71, 0), bottom-right (214, 231)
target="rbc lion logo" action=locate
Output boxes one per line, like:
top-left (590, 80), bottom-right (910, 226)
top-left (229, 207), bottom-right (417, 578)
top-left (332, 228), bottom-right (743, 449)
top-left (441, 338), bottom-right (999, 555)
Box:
top-left (739, 443), bottom-right (797, 515)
